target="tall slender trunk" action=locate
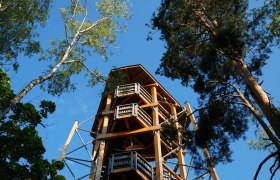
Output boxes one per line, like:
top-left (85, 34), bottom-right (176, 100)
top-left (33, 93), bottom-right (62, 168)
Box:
top-left (0, 31), bottom-right (80, 120)
top-left (234, 58), bottom-right (280, 139)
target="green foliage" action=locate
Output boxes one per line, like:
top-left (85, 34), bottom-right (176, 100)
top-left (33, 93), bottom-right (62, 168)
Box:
top-left (102, 69), bottom-right (127, 97)
top-left (248, 126), bottom-right (277, 153)
top-left (161, 123), bottom-right (178, 142)
top-left (39, 0), bottom-right (131, 96)
top-left (150, 0), bottom-right (280, 171)
top-left (0, 0), bottom-right (51, 69)
top-left (0, 68), bottom-right (65, 179)
top-left (268, 1), bottom-right (280, 42)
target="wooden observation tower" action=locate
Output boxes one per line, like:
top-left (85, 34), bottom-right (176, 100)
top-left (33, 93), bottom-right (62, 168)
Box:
top-left (60, 64), bottom-right (219, 180)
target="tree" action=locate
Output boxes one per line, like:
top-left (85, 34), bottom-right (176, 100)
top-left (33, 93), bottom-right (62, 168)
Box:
top-left (0, 0), bottom-right (51, 70)
top-left (0, 69), bottom-right (65, 179)
top-left (150, 0), bottom-right (280, 177)
top-left (0, 0), bottom-right (130, 178)
top-left (0, 0), bottom-right (131, 119)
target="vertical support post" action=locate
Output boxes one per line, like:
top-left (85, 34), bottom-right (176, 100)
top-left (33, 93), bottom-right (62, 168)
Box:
top-left (89, 118), bottom-right (103, 180)
top-left (95, 95), bottom-right (112, 180)
top-left (185, 102), bottom-right (219, 180)
top-left (59, 120), bottom-right (79, 161)
top-left (171, 106), bottom-right (187, 179)
top-left (151, 86), bottom-right (163, 180)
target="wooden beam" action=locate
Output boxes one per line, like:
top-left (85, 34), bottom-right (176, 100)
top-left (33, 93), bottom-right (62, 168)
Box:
top-left (59, 120), bottom-right (78, 161)
top-left (171, 106), bottom-right (187, 179)
top-left (89, 118), bottom-right (103, 180)
top-left (158, 104), bottom-right (170, 117)
top-left (142, 83), bottom-right (158, 88)
top-left (96, 125), bottom-right (160, 140)
top-left (136, 169), bottom-right (150, 180)
top-left (140, 103), bottom-right (158, 108)
top-left (102, 110), bottom-right (114, 115)
top-left (95, 95), bottom-right (112, 180)
top-left (185, 102), bottom-right (219, 180)
top-left (162, 163), bottom-right (182, 180)
top-left (173, 163), bottom-right (179, 174)
top-left (151, 86), bottom-right (164, 180)
top-left (124, 119), bottom-right (130, 130)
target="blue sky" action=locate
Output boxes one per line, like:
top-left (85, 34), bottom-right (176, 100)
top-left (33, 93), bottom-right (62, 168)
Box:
top-left (8, 0), bottom-right (280, 179)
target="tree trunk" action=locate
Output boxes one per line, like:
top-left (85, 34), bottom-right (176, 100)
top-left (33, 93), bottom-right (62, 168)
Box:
top-left (0, 31), bottom-right (80, 120)
top-left (234, 58), bottom-right (280, 139)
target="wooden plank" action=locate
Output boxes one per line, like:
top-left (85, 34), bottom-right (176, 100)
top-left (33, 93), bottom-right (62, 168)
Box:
top-left (112, 167), bottom-right (131, 173)
top-left (151, 86), bottom-right (163, 180)
top-left (171, 106), bottom-right (187, 179)
top-left (162, 163), bottom-right (182, 180)
top-left (59, 120), bottom-right (78, 161)
top-left (96, 125), bottom-right (160, 140)
top-left (95, 95), bottom-right (112, 180)
top-left (185, 102), bottom-right (219, 180)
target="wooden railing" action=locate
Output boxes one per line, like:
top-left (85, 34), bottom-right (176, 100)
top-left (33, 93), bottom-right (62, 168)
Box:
top-left (114, 103), bottom-right (138, 119)
top-left (114, 83), bottom-right (140, 98)
top-left (115, 83), bottom-right (170, 121)
top-left (107, 151), bottom-right (154, 179)
top-left (137, 106), bottom-right (153, 126)
top-left (115, 103), bottom-right (153, 126)
top-left (139, 85), bottom-right (152, 103)
top-left (115, 83), bottom-right (152, 103)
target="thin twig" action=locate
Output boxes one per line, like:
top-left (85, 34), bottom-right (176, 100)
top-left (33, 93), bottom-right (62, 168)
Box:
top-left (253, 152), bottom-right (278, 180)
top-left (63, 60), bottom-right (106, 82)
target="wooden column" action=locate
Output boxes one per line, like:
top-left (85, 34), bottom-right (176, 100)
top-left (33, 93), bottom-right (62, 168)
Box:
top-left (95, 95), bottom-right (112, 180)
top-left (89, 118), bottom-right (103, 180)
top-left (185, 102), bottom-right (219, 180)
top-left (171, 106), bottom-right (187, 179)
top-left (151, 86), bottom-right (163, 179)
top-left (59, 120), bottom-right (78, 161)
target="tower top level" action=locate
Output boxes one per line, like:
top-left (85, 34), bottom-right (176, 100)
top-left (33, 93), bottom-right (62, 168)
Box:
top-left (97, 64), bottom-right (180, 110)
top-left (92, 64), bottom-right (183, 132)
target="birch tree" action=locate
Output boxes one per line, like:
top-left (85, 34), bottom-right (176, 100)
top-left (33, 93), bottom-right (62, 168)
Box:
top-left (0, 0), bottom-right (130, 119)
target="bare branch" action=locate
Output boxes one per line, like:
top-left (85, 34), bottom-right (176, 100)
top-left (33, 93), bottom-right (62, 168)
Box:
top-left (63, 60), bottom-right (106, 82)
top-left (194, 9), bottom-right (217, 36)
top-left (211, 94), bottom-right (241, 102)
top-left (253, 152), bottom-right (278, 180)
top-left (208, 80), bottom-right (280, 151)
top-left (270, 159), bottom-right (280, 180)
top-left (70, 0), bottom-right (80, 22)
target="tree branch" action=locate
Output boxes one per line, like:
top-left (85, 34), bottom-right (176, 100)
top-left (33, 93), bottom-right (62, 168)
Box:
top-left (208, 81), bottom-right (280, 151)
top-left (0, 19), bottom-right (82, 120)
top-left (63, 60), bottom-right (106, 82)
top-left (194, 9), bottom-right (217, 36)
top-left (253, 152), bottom-right (278, 180)
top-left (80, 16), bottom-right (110, 33)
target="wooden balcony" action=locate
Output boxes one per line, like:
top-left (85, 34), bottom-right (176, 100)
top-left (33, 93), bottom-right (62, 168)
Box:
top-left (115, 83), bottom-right (170, 122)
top-left (115, 103), bottom-right (153, 127)
top-left (106, 151), bottom-right (175, 180)
top-left (107, 151), bottom-right (154, 180)
top-left (115, 83), bottom-right (152, 103)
